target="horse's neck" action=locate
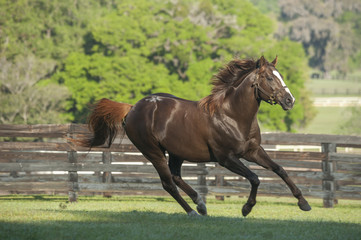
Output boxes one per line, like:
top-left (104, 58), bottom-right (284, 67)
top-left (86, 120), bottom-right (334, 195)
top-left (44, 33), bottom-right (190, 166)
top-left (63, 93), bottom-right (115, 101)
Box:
top-left (228, 73), bottom-right (259, 119)
top-left (214, 73), bottom-right (260, 141)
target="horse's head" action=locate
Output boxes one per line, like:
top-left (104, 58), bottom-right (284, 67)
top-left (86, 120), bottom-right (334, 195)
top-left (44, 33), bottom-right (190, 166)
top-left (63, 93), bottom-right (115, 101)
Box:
top-left (252, 56), bottom-right (295, 110)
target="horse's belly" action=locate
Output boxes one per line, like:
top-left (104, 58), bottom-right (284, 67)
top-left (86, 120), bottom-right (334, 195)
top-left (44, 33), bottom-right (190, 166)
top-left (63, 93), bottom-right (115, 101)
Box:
top-left (160, 137), bottom-right (211, 162)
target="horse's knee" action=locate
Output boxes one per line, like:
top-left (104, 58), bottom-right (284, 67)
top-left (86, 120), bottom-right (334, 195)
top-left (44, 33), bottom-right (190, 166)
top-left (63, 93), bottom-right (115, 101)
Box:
top-left (172, 175), bottom-right (182, 185)
top-left (161, 180), bottom-right (178, 194)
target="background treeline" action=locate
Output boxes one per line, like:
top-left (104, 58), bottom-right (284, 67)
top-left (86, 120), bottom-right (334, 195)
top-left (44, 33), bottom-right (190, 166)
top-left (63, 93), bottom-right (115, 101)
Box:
top-left (252, 0), bottom-right (361, 76)
top-left (0, 0), bottom-right (359, 132)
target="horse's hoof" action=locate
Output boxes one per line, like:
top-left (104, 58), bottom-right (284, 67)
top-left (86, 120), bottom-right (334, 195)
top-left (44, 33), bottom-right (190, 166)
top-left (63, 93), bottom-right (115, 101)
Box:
top-left (188, 210), bottom-right (200, 217)
top-left (242, 203), bottom-right (253, 217)
top-left (196, 203), bottom-right (207, 216)
top-left (298, 199), bottom-right (312, 211)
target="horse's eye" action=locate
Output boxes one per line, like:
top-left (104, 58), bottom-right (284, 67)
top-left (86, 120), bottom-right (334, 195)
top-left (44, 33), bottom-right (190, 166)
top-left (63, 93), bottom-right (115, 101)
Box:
top-left (267, 77), bottom-right (273, 81)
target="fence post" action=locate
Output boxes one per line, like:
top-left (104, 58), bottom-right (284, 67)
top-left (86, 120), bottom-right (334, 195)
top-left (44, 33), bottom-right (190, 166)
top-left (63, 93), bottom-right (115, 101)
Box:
top-left (321, 143), bottom-right (337, 208)
top-left (215, 163), bottom-right (225, 200)
top-left (102, 151), bottom-right (112, 198)
top-left (67, 124), bottom-right (79, 202)
top-left (68, 150), bottom-right (78, 202)
top-left (197, 163), bottom-right (208, 203)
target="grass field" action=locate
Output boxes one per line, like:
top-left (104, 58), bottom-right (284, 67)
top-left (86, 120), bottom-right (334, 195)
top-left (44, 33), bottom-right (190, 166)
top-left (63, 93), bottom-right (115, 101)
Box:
top-left (298, 107), bottom-right (351, 134)
top-left (0, 195), bottom-right (360, 240)
top-left (298, 78), bottom-right (359, 134)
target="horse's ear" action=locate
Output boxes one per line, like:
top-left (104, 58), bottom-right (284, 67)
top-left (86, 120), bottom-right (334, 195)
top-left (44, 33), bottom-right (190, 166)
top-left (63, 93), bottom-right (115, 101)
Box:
top-left (256, 56), bottom-right (266, 69)
top-left (271, 56), bottom-right (278, 66)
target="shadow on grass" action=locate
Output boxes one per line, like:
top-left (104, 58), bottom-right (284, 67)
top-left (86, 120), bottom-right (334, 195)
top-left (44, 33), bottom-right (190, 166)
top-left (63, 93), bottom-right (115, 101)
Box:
top-left (0, 195), bottom-right (176, 203)
top-left (0, 195), bottom-right (69, 202)
top-left (0, 209), bottom-right (360, 240)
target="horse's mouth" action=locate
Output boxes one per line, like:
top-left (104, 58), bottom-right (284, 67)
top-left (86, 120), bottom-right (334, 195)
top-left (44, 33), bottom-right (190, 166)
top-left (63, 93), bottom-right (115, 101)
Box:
top-left (279, 95), bottom-right (295, 111)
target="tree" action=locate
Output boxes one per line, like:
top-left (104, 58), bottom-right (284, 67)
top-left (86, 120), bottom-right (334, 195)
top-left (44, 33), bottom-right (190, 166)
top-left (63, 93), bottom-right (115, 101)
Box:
top-left (0, 55), bottom-right (69, 124)
top-left (0, 0), bottom-right (110, 124)
top-left (277, 0), bottom-right (361, 75)
top-left (54, 52), bottom-right (177, 121)
top-left (336, 9), bottom-right (361, 73)
top-left (0, 0), bottom-right (109, 60)
top-left (1, 0), bottom-right (315, 131)
top-left (50, 0), bottom-right (313, 131)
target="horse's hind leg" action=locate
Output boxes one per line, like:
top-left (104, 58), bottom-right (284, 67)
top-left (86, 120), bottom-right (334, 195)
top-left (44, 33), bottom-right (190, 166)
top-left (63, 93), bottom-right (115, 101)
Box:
top-left (245, 146), bottom-right (311, 211)
top-left (143, 151), bottom-right (199, 216)
top-left (168, 154), bottom-right (207, 216)
top-left (219, 155), bottom-right (260, 217)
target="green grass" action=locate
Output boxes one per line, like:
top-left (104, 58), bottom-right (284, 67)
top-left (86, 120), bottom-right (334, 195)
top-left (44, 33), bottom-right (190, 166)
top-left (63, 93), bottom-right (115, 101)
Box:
top-left (299, 77), bottom-right (359, 134)
top-left (299, 107), bottom-right (352, 134)
top-left (0, 195), bottom-right (360, 240)
top-left (290, 78), bottom-right (359, 134)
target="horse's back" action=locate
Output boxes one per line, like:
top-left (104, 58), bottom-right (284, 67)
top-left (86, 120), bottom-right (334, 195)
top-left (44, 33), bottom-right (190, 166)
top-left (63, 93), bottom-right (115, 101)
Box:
top-left (125, 93), bottom-right (211, 162)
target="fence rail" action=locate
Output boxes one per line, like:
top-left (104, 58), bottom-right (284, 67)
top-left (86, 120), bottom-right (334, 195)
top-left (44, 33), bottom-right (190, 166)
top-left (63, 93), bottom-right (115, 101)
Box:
top-left (312, 89), bottom-right (361, 96)
top-left (313, 97), bottom-right (361, 107)
top-left (1, 124), bottom-right (361, 207)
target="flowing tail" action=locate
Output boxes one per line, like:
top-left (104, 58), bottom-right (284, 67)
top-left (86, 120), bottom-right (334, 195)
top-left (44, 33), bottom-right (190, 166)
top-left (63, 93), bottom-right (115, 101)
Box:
top-left (75, 98), bottom-right (133, 148)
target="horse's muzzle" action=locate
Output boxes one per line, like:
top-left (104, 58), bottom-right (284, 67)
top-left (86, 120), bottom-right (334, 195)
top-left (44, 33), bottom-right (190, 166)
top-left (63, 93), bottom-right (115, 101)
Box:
top-left (280, 93), bottom-right (295, 110)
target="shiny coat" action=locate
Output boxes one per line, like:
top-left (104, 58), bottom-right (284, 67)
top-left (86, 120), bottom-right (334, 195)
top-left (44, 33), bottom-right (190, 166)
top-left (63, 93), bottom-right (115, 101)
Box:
top-left (77, 56), bottom-right (311, 216)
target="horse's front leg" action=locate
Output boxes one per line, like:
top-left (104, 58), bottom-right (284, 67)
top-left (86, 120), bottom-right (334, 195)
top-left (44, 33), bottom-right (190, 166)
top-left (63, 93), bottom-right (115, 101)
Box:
top-left (245, 146), bottom-right (311, 211)
top-left (219, 155), bottom-right (260, 217)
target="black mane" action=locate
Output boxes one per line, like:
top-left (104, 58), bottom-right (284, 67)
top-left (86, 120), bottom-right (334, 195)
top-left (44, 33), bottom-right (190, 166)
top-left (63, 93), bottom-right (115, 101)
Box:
top-left (199, 58), bottom-right (257, 114)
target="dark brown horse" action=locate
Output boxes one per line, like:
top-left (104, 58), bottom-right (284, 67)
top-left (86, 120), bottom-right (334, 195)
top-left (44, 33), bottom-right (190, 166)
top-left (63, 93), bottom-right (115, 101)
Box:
top-left (77, 56), bottom-right (311, 217)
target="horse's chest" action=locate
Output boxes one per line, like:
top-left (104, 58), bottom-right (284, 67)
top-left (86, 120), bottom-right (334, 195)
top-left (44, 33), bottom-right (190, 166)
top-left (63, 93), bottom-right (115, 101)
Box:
top-left (210, 134), bottom-right (258, 159)
top-left (234, 138), bottom-right (259, 157)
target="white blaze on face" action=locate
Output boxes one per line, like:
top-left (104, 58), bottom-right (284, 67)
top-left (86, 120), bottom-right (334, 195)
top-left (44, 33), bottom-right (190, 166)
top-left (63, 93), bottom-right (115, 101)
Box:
top-left (272, 70), bottom-right (295, 103)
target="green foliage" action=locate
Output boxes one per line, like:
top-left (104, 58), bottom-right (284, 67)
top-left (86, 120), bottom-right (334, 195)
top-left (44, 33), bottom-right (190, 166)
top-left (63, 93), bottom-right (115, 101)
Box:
top-left (0, 55), bottom-right (69, 124)
top-left (55, 52), bottom-right (176, 121)
top-left (0, 0), bottom-right (105, 60)
top-left (0, 0), bottom-right (105, 124)
top-left (249, 0), bottom-right (280, 15)
top-left (277, 0), bottom-right (361, 75)
top-left (338, 11), bottom-right (361, 72)
top-left (1, 0), bottom-right (314, 131)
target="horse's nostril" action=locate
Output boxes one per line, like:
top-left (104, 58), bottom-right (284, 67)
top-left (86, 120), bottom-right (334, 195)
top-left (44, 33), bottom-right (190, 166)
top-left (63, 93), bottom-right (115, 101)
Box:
top-left (285, 97), bottom-right (293, 106)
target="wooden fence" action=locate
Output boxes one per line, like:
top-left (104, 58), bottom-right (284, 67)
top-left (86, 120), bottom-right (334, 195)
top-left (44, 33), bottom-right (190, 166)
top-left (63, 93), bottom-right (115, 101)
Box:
top-left (312, 88), bottom-right (361, 96)
top-left (1, 124), bottom-right (361, 208)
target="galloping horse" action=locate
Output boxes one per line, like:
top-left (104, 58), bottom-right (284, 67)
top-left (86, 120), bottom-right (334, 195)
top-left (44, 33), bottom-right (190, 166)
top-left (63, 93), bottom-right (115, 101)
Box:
top-left (76, 56), bottom-right (311, 217)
